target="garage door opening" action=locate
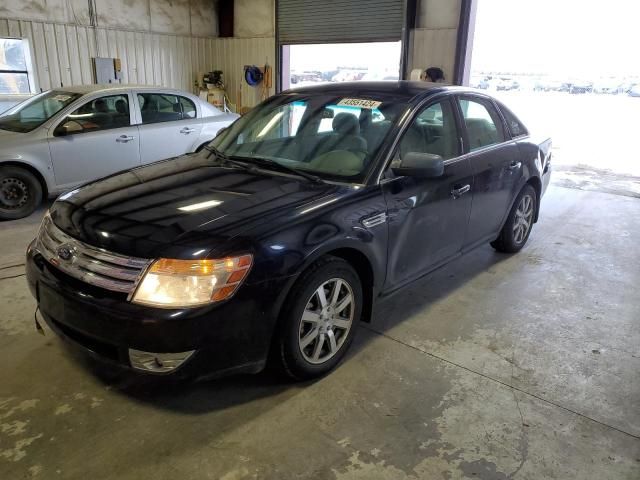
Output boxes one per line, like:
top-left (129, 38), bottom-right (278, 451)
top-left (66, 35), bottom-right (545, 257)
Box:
top-left (281, 42), bottom-right (401, 91)
top-left (467, 0), bottom-right (640, 195)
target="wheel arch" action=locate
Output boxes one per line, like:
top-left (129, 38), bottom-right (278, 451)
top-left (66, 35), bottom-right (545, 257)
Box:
top-left (324, 247), bottom-right (375, 324)
top-left (526, 175), bottom-right (542, 222)
top-left (272, 243), bottom-right (379, 329)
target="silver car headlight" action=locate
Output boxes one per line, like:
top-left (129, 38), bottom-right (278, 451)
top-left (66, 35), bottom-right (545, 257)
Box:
top-left (132, 255), bottom-right (252, 308)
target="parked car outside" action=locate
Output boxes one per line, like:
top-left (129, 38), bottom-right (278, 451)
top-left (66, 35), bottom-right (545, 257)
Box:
top-left (496, 77), bottom-right (520, 91)
top-left (26, 82), bottom-right (552, 381)
top-left (0, 85), bottom-right (239, 219)
top-left (568, 80), bottom-right (593, 94)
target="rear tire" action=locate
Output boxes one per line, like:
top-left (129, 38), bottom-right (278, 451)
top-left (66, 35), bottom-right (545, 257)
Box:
top-left (278, 256), bottom-right (362, 381)
top-left (0, 166), bottom-right (42, 220)
top-left (491, 184), bottom-right (537, 253)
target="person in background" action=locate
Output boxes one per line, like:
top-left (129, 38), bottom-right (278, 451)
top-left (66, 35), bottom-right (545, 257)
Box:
top-left (423, 67), bottom-right (445, 83)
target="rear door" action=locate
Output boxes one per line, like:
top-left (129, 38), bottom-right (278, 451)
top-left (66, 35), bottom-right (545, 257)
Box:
top-left (134, 92), bottom-right (204, 164)
top-left (48, 92), bottom-right (140, 188)
top-left (455, 95), bottom-right (523, 248)
top-left (382, 97), bottom-right (474, 290)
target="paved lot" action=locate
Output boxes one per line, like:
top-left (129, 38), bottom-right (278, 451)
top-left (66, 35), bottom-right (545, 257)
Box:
top-left (494, 91), bottom-right (640, 177)
top-left (1, 182), bottom-right (638, 479)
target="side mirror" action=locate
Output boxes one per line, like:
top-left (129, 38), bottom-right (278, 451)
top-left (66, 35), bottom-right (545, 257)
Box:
top-left (392, 152), bottom-right (444, 178)
top-left (55, 120), bottom-right (83, 136)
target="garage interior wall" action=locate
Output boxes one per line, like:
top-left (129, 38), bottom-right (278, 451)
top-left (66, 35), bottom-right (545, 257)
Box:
top-left (0, 0), bottom-right (275, 107)
top-left (409, 0), bottom-right (462, 81)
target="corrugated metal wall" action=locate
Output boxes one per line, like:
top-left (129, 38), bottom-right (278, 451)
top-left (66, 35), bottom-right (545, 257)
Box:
top-left (0, 18), bottom-right (275, 107)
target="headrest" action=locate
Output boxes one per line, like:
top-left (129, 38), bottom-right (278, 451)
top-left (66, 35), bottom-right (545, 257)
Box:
top-left (115, 99), bottom-right (128, 114)
top-left (332, 113), bottom-right (360, 135)
top-left (94, 99), bottom-right (108, 112)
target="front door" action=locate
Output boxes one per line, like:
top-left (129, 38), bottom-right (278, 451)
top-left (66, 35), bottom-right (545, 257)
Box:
top-left (455, 95), bottom-right (523, 247)
top-left (135, 92), bottom-right (204, 164)
top-left (382, 98), bottom-right (474, 290)
top-left (48, 93), bottom-right (140, 189)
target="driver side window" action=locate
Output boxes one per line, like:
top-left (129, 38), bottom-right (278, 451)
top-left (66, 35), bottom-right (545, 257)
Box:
top-left (396, 100), bottom-right (459, 165)
top-left (56, 94), bottom-right (130, 135)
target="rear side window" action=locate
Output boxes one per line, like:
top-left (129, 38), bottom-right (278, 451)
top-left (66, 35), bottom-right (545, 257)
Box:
top-left (179, 96), bottom-right (197, 118)
top-left (138, 93), bottom-right (197, 124)
top-left (498, 103), bottom-right (528, 137)
top-left (458, 97), bottom-right (506, 151)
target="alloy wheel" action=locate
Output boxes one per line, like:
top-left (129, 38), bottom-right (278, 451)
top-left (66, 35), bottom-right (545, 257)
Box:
top-left (298, 278), bottom-right (355, 365)
top-left (513, 194), bottom-right (534, 244)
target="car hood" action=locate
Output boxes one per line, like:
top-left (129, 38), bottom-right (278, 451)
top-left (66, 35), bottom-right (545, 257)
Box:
top-left (49, 154), bottom-right (344, 259)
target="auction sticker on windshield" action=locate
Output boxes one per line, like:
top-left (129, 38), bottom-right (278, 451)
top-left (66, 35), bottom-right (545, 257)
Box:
top-left (337, 98), bottom-right (382, 109)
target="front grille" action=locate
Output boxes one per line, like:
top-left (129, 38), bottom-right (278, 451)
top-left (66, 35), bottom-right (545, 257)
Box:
top-left (36, 214), bottom-right (151, 294)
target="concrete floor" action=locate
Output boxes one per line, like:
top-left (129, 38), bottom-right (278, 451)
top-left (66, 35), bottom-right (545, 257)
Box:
top-left (0, 183), bottom-right (639, 479)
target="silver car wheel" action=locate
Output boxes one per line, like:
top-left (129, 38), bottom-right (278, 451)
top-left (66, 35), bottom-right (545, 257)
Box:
top-left (298, 278), bottom-right (355, 365)
top-left (1, 177), bottom-right (29, 210)
top-left (513, 194), bottom-right (534, 244)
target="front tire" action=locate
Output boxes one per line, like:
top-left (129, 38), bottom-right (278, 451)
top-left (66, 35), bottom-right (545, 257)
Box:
top-left (0, 166), bottom-right (43, 220)
top-left (491, 184), bottom-right (537, 253)
top-left (278, 256), bottom-right (362, 380)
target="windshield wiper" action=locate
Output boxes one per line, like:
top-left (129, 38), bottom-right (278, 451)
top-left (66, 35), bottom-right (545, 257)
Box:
top-left (203, 145), bottom-right (253, 171)
top-left (237, 156), bottom-right (326, 184)
top-left (204, 146), bottom-right (325, 184)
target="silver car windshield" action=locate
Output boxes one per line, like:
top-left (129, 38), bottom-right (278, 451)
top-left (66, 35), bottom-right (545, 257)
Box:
top-left (211, 95), bottom-right (408, 181)
top-left (0, 90), bottom-right (81, 133)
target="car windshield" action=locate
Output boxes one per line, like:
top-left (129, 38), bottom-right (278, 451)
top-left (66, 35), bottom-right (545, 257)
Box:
top-left (210, 94), bottom-right (409, 182)
top-left (0, 90), bottom-right (81, 133)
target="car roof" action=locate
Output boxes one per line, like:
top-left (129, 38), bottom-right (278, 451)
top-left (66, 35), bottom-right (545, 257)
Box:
top-left (53, 84), bottom-right (191, 96)
top-left (282, 81), bottom-right (473, 103)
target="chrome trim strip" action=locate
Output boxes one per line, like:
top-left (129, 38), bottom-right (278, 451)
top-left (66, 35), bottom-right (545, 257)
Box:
top-left (361, 212), bottom-right (387, 228)
top-left (36, 215), bottom-right (152, 294)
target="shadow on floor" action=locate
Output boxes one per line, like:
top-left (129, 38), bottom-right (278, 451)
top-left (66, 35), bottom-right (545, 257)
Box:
top-left (65, 243), bottom-right (511, 415)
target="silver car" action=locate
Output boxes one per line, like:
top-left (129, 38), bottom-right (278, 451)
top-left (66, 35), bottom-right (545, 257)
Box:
top-left (0, 85), bottom-right (239, 219)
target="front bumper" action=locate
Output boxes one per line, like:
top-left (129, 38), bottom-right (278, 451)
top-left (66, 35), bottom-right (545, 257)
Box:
top-left (26, 243), bottom-right (290, 379)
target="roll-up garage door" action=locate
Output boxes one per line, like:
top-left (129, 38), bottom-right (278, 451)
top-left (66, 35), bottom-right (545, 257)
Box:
top-left (278, 0), bottom-right (404, 44)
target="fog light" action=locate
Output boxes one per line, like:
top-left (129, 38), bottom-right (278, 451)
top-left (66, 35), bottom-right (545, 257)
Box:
top-left (128, 349), bottom-right (195, 373)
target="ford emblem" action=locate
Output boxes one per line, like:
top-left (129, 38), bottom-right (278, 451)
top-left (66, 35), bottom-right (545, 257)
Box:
top-left (57, 245), bottom-right (74, 261)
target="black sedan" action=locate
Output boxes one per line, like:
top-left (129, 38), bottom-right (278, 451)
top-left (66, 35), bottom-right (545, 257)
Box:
top-left (26, 82), bottom-right (552, 380)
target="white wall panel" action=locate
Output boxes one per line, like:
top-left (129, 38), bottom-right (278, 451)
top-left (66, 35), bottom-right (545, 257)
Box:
top-left (1, 17), bottom-right (275, 108)
top-left (410, 28), bottom-right (458, 81)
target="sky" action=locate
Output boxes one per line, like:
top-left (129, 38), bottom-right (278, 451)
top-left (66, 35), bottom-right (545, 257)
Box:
top-left (470, 0), bottom-right (640, 78)
top-left (289, 42), bottom-right (401, 74)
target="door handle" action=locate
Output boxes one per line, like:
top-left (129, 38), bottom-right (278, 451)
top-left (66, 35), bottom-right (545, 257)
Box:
top-left (451, 184), bottom-right (471, 199)
top-left (116, 135), bottom-right (135, 143)
top-left (508, 161), bottom-right (522, 171)
top-left (180, 127), bottom-right (195, 134)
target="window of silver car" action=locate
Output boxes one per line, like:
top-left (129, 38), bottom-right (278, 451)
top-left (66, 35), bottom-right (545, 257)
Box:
top-left (56, 94), bottom-right (130, 135)
top-left (179, 96), bottom-right (197, 118)
top-left (0, 90), bottom-right (81, 133)
top-left (137, 93), bottom-right (196, 123)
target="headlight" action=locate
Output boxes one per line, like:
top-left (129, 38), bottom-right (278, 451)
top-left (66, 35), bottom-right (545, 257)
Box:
top-left (132, 255), bottom-right (252, 308)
